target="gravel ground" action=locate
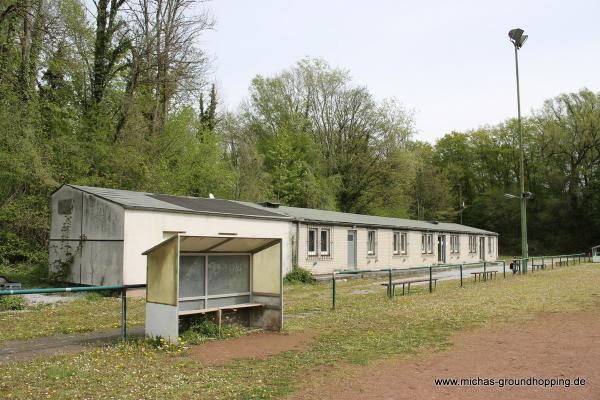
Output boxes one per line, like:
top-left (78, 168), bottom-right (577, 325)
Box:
top-left (22, 293), bottom-right (80, 305)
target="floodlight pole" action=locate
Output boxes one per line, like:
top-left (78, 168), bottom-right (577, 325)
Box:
top-left (512, 39), bottom-right (529, 274)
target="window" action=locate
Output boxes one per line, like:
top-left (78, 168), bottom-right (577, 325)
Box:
top-left (450, 235), bottom-right (460, 253)
top-left (468, 235), bottom-right (477, 253)
top-left (320, 229), bottom-right (330, 256)
top-left (308, 227), bottom-right (333, 257)
top-left (308, 229), bottom-right (317, 255)
top-left (488, 237), bottom-right (494, 254)
top-left (393, 232), bottom-right (408, 255)
top-left (367, 230), bottom-right (376, 255)
top-left (422, 233), bottom-right (433, 254)
top-left (401, 232), bottom-right (407, 255)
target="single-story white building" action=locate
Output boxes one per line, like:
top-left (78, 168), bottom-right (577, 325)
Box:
top-left (49, 185), bottom-right (498, 285)
top-left (252, 204), bottom-right (499, 275)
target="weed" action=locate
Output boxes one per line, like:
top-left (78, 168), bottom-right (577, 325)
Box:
top-left (284, 266), bottom-right (317, 284)
top-left (0, 295), bottom-right (26, 311)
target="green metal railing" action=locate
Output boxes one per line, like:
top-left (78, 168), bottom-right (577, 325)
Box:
top-left (0, 284), bottom-right (146, 339)
top-left (331, 252), bottom-right (590, 310)
top-left (331, 261), bottom-right (505, 310)
top-left (510, 253), bottom-right (589, 273)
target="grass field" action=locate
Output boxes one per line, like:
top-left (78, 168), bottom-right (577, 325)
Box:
top-left (0, 294), bottom-right (145, 341)
top-left (1, 264), bottom-right (599, 399)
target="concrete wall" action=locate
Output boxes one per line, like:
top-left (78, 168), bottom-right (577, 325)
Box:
top-left (123, 210), bottom-right (293, 285)
top-left (146, 302), bottom-right (179, 342)
top-left (49, 186), bottom-right (125, 285)
top-left (296, 222), bottom-right (498, 275)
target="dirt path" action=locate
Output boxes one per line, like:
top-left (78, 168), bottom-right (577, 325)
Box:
top-left (189, 331), bottom-right (314, 366)
top-left (0, 326), bottom-right (144, 363)
top-left (289, 312), bottom-right (600, 400)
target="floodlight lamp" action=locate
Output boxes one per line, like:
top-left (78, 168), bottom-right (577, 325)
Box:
top-left (508, 28), bottom-right (527, 48)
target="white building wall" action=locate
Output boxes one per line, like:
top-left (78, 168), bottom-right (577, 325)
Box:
top-left (296, 222), bottom-right (498, 275)
top-left (123, 210), bottom-right (293, 285)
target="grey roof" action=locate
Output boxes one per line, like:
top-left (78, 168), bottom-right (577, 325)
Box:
top-left (62, 185), bottom-right (290, 220)
top-left (61, 184), bottom-right (497, 235)
top-left (238, 202), bottom-right (497, 235)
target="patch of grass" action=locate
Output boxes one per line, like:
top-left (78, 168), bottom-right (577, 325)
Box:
top-left (1, 264), bottom-right (599, 399)
top-left (84, 292), bottom-right (104, 302)
top-left (44, 366), bottom-right (76, 380)
top-left (0, 295), bottom-right (26, 311)
top-left (0, 296), bottom-right (145, 341)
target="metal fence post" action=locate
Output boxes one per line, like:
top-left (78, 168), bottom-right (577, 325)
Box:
top-left (121, 287), bottom-right (127, 340)
top-left (483, 262), bottom-right (487, 281)
top-left (460, 264), bottom-right (463, 287)
top-left (429, 266), bottom-right (433, 293)
top-left (332, 272), bottom-right (336, 310)
top-left (502, 261), bottom-right (506, 278)
top-left (388, 269), bottom-right (393, 298)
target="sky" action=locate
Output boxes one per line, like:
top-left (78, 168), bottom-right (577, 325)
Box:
top-left (199, 0), bottom-right (600, 143)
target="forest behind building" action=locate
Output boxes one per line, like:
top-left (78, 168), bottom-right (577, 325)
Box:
top-left (1, 0), bottom-right (599, 275)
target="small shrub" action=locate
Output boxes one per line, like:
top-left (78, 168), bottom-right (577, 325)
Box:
top-left (84, 292), bottom-right (104, 302)
top-left (180, 316), bottom-right (247, 345)
top-left (284, 266), bottom-right (316, 284)
top-left (190, 318), bottom-right (221, 337)
top-left (0, 295), bottom-right (27, 311)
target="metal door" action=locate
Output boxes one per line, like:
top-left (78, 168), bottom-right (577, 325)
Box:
top-left (347, 230), bottom-right (357, 269)
top-left (437, 235), bottom-right (446, 263)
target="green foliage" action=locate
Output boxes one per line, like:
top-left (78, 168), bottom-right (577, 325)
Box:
top-left (84, 292), bottom-right (104, 302)
top-left (179, 316), bottom-right (248, 345)
top-left (0, 262), bottom-right (48, 287)
top-left (44, 366), bottom-right (77, 380)
top-left (0, 295), bottom-right (26, 311)
top-left (0, 0), bottom-right (598, 277)
top-left (284, 266), bottom-right (317, 284)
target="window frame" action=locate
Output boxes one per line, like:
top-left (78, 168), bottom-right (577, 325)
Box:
top-left (308, 228), bottom-right (317, 256)
top-left (450, 234), bottom-right (460, 254)
top-left (367, 230), bottom-right (377, 256)
top-left (468, 235), bottom-right (477, 254)
top-left (393, 232), bottom-right (400, 255)
top-left (320, 228), bottom-right (331, 256)
top-left (426, 233), bottom-right (433, 254)
top-left (400, 232), bottom-right (408, 255)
